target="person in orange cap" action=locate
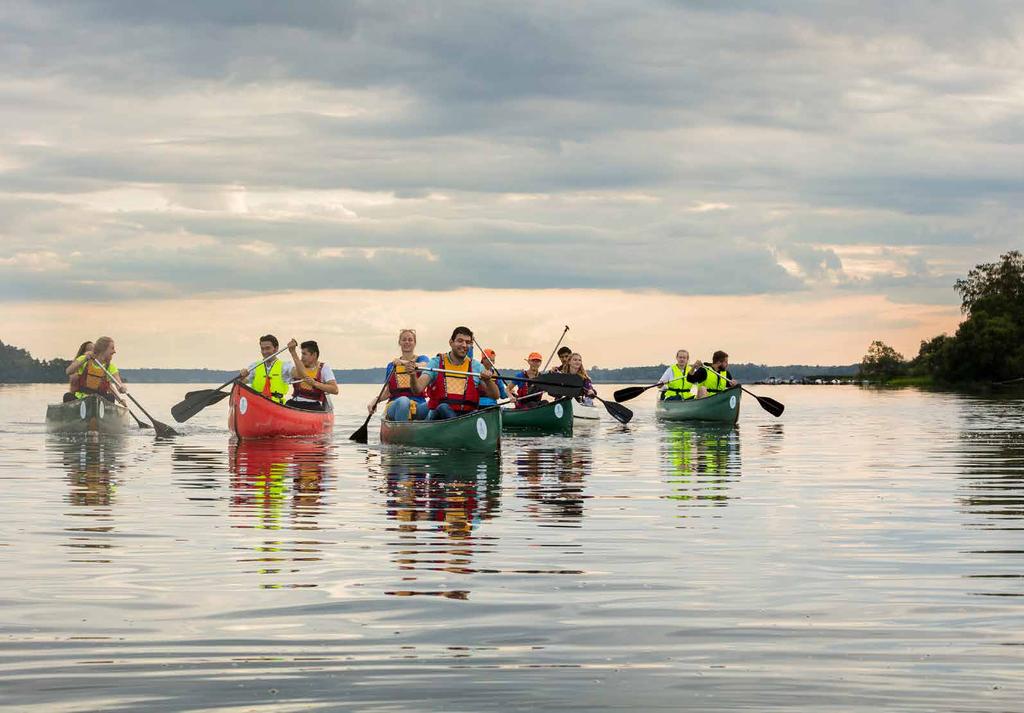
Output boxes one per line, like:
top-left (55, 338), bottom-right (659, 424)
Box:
top-left (511, 351), bottom-right (546, 409)
top-left (477, 348), bottom-right (509, 407)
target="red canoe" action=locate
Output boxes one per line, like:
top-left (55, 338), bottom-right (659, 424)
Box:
top-left (228, 382), bottom-right (334, 439)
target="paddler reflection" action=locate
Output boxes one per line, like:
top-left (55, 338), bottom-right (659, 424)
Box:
top-left (660, 424), bottom-right (740, 513)
top-left (514, 445), bottom-right (592, 525)
top-left (50, 434), bottom-right (125, 563)
top-left (228, 438), bottom-right (332, 588)
top-left (374, 450), bottom-right (501, 599)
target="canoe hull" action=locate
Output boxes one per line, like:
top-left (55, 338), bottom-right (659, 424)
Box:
top-left (656, 387), bottom-right (742, 425)
top-left (380, 407), bottom-right (501, 453)
top-left (45, 395), bottom-right (131, 435)
top-left (573, 400), bottom-right (600, 421)
top-left (228, 383), bottom-right (334, 439)
top-left (502, 397), bottom-right (574, 435)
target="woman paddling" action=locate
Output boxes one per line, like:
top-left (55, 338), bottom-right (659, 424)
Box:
top-left (370, 328), bottom-right (429, 421)
top-left (512, 352), bottom-right (547, 410)
top-left (565, 353), bottom-right (597, 406)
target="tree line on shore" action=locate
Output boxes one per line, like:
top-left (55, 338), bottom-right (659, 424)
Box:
top-left (860, 251), bottom-right (1024, 385)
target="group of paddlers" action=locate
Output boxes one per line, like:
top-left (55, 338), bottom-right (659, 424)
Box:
top-left (60, 328), bottom-right (737, 422)
top-left (369, 326), bottom-right (597, 422)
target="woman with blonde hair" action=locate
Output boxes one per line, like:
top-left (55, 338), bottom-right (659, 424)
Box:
top-left (565, 353), bottom-right (597, 406)
top-left (70, 336), bottom-right (125, 403)
top-left (370, 328), bottom-right (429, 421)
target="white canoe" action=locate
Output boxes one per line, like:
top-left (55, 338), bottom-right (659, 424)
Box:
top-left (573, 400), bottom-right (600, 421)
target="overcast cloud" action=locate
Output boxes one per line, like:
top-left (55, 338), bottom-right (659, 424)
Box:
top-left (2, 0), bottom-right (1023, 305)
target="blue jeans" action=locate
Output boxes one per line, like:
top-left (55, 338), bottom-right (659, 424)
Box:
top-left (426, 403), bottom-right (458, 421)
top-left (386, 397), bottom-right (426, 421)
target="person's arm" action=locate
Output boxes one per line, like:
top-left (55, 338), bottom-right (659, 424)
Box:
top-left (476, 361), bottom-right (499, 400)
top-left (409, 357), bottom-right (437, 395)
top-left (287, 338), bottom-right (303, 379)
top-left (658, 367), bottom-right (674, 390)
top-left (316, 364), bottom-right (340, 396)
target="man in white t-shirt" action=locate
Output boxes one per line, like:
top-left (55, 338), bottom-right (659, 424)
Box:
top-left (285, 338), bottom-right (339, 411)
top-left (658, 349), bottom-right (699, 401)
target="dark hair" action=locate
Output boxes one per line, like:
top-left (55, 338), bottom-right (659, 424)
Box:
top-left (712, 350), bottom-right (728, 363)
top-left (259, 334), bottom-right (279, 348)
top-left (450, 326), bottom-right (473, 341)
top-left (300, 340), bottom-right (320, 357)
top-left (557, 346), bottom-right (572, 356)
top-left (75, 341), bottom-right (93, 357)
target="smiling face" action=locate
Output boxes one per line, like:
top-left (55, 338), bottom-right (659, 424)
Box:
top-left (260, 340), bottom-right (277, 359)
top-left (528, 358), bottom-right (542, 372)
top-left (568, 354), bottom-right (584, 373)
top-left (450, 332), bottom-right (472, 360)
top-left (398, 330), bottom-right (417, 353)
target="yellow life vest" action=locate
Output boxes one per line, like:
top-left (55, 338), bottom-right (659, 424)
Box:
top-left (663, 363), bottom-right (696, 400)
top-left (76, 360), bottom-right (117, 399)
top-left (703, 367), bottom-right (730, 394)
top-left (442, 353), bottom-right (470, 397)
top-left (252, 359), bottom-right (288, 404)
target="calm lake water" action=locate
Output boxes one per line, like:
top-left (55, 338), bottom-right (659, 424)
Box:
top-left (1, 383), bottom-right (1023, 711)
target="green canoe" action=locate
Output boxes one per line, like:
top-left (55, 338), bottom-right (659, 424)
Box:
top-left (380, 406), bottom-right (502, 453)
top-left (45, 395), bottom-right (131, 435)
top-left (501, 397), bottom-right (574, 436)
top-left (655, 387), bottom-right (742, 425)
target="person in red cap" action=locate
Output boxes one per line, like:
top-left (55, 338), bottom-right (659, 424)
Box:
top-left (511, 352), bottom-right (547, 409)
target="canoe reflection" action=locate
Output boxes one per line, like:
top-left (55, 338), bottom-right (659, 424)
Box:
top-left (514, 446), bottom-right (592, 526)
top-left (660, 424), bottom-right (741, 516)
top-left (375, 451), bottom-right (501, 599)
top-left (49, 434), bottom-right (125, 563)
top-left (228, 438), bottom-right (333, 588)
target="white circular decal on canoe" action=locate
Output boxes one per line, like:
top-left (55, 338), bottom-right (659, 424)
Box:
top-left (98, 400), bottom-right (105, 418)
top-left (476, 417), bottom-right (487, 440)
top-left (239, 396), bottom-right (248, 415)
top-left (554, 403), bottom-right (564, 419)
top-left (79, 401), bottom-right (87, 419)
top-left (730, 395), bottom-right (737, 410)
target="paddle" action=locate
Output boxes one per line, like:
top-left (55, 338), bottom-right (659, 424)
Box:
top-left (541, 325), bottom-right (570, 372)
top-left (171, 347), bottom-right (288, 423)
top-left (692, 365), bottom-right (785, 418)
top-left (613, 382), bottom-right (662, 403)
top-left (593, 396), bottom-right (633, 424)
top-left (93, 359), bottom-right (178, 437)
top-left (126, 407), bottom-right (153, 430)
top-left (350, 380), bottom-right (390, 444)
top-left (418, 367), bottom-right (585, 397)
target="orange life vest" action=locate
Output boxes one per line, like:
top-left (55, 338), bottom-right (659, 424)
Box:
top-left (426, 353), bottom-right (480, 413)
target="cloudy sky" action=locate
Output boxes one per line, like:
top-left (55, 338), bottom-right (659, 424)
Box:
top-left (3, 1), bottom-right (1021, 368)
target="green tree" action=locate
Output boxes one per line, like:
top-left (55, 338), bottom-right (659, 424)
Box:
top-left (955, 250), bottom-right (1024, 316)
top-left (859, 340), bottom-right (906, 381)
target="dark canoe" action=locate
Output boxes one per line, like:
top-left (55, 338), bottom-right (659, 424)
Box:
top-left (501, 397), bottom-right (574, 436)
top-left (655, 387), bottom-right (742, 425)
top-left (380, 407), bottom-right (501, 453)
top-left (45, 395), bottom-right (131, 435)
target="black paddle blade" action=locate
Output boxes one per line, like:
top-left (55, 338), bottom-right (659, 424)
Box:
top-left (349, 420), bottom-right (370, 443)
top-left (152, 420), bottom-right (179, 438)
top-left (755, 395), bottom-right (785, 418)
top-left (171, 389), bottom-right (230, 423)
top-left (599, 398), bottom-right (633, 424)
top-left (542, 385), bottom-right (585, 398)
top-left (613, 385), bottom-right (650, 403)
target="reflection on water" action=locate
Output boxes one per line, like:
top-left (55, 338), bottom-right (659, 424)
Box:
top-left (373, 450), bottom-right (501, 599)
top-left (659, 424), bottom-right (740, 516)
top-left (514, 446), bottom-right (591, 526)
top-left (49, 435), bottom-right (125, 563)
top-left (228, 438), bottom-right (333, 589)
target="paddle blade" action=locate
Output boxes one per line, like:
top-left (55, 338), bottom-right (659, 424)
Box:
top-left (542, 384), bottom-right (584, 398)
top-left (152, 419), bottom-right (179, 438)
top-left (755, 394), bottom-right (785, 418)
top-left (600, 398), bottom-right (634, 424)
top-left (171, 389), bottom-right (230, 423)
top-left (349, 420), bottom-right (370, 443)
top-left (613, 385), bottom-right (649, 403)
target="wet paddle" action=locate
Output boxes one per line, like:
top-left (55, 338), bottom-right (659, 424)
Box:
top-left (350, 380), bottom-right (390, 444)
top-left (696, 365), bottom-right (785, 418)
top-left (613, 382), bottom-right (663, 403)
top-left (540, 325), bottom-right (570, 372)
top-left (94, 360), bottom-right (178, 437)
top-left (126, 407), bottom-right (152, 430)
top-left (171, 347), bottom-right (288, 423)
top-left (594, 395), bottom-right (633, 424)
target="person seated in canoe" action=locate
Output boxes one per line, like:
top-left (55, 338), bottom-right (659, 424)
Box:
top-left (552, 346), bottom-right (572, 373)
top-left (71, 336), bottom-right (126, 403)
top-left (286, 339), bottom-right (339, 411)
top-left (689, 350), bottom-right (738, 399)
top-left (565, 352), bottom-right (597, 405)
top-left (478, 348), bottom-right (510, 408)
top-left (409, 326), bottom-right (499, 421)
top-left (511, 352), bottom-right (547, 409)
top-left (237, 334), bottom-right (292, 404)
top-left (63, 340), bottom-right (94, 403)
top-left (370, 328), bottom-right (431, 421)
top-left (658, 349), bottom-right (700, 401)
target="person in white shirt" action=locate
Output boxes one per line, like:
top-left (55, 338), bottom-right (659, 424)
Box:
top-left (658, 349), bottom-right (699, 401)
top-left (285, 338), bottom-right (339, 411)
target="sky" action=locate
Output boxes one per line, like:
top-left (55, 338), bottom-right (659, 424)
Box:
top-left (3, 1), bottom-right (1022, 368)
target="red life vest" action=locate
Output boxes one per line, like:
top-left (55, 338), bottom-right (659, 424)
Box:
top-left (426, 353), bottom-right (480, 413)
top-left (514, 370), bottom-right (543, 409)
top-left (292, 362), bottom-right (326, 404)
top-left (387, 362), bottom-right (416, 399)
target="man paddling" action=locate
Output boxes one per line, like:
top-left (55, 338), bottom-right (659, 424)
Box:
top-left (690, 350), bottom-right (738, 399)
top-left (553, 346), bottom-right (572, 373)
top-left (286, 339), bottom-right (339, 411)
top-left (658, 349), bottom-right (700, 401)
top-left (409, 326), bottom-right (498, 421)
top-left (239, 334), bottom-right (290, 405)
